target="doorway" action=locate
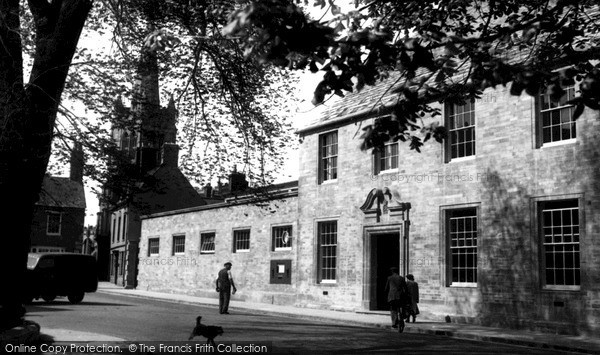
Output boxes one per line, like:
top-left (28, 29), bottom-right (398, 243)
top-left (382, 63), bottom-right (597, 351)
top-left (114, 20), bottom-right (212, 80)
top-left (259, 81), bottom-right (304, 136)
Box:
top-left (372, 232), bottom-right (400, 310)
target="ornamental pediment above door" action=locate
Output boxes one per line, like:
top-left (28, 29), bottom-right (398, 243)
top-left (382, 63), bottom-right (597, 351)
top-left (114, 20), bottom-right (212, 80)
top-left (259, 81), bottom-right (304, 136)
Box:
top-left (359, 187), bottom-right (411, 223)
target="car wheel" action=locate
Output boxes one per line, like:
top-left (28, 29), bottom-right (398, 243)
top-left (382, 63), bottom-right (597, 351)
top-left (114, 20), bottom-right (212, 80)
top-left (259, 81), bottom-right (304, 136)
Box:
top-left (42, 293), bottom-right (56, 302)
top-left (68, 292), bottom-right (84, 304)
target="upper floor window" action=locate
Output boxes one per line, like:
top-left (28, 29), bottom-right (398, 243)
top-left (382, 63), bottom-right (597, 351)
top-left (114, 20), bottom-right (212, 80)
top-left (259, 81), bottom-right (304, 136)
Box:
top-left (272, 225), bottom-right (292, 251)
top-left (148, 238), bottom-right (159, 256)
top-left (446, 99), bottom-right (475, 161)
top-left (233, 229), bottom-right (250, 253)
top-left (122, 213), bottom-right (128, 241)
top-left (446, 208), bottom-right (478, 285)
top-left (319, 131), bottom-right (338, 183)
top-left (540, 199), bottom-right (580, 288)
top-left (117, 215), bottom-right (122, 242)
top-left (172, 235), bottom-right (185, 255)
top-left (538, 86), bottom-right (577, 146)
top-left (374, 141), bottom-right (399, 174)
top-left (200, 232), bottom-right (216, 254)
top-left (46, 212), bottom-right (62, 236)
top-left (111, 218), bottom-right (116, 243)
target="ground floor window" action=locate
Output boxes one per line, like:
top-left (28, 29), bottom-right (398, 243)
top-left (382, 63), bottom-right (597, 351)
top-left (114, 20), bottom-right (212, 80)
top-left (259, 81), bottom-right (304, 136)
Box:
top-left (172, 235), bottom-right (186, 255)
top-left (317, 221), bottom-right (337, 283)
top-left (148, 238), bottom-right (159, 256)
top-left (200, 232), bottom-right (216, 254)
top-left (540, 199), bottom-right (580, 287)
top-left (446, 208), bottom-right (478, 285)
top-left (272, 225), bottom-right (292, 251)
top-left (233, 229), bottom-right (250, 252)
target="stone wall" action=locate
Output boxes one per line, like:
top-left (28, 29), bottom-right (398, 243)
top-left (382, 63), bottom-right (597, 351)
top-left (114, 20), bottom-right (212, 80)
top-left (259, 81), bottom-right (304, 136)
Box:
top-left (296, 86), bottom-right (600, 335)
top-left (138, 197), bottom-right (298, 306)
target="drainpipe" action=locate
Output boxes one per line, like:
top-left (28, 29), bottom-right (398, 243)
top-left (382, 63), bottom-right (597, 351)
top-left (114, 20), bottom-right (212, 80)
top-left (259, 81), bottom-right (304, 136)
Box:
top-left (402, 204), bottom-right (411, 276)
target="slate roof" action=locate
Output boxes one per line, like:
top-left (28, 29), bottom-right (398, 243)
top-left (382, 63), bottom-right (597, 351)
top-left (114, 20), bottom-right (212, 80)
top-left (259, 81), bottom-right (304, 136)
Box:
top-left (142, 180), bottom-right (299, 219)
top-left (297, 73), bottom-right (401, 135)
top-left (132, 164), bottom-right (207, 215)
top-left (37, 176), bottom-right (86, 209)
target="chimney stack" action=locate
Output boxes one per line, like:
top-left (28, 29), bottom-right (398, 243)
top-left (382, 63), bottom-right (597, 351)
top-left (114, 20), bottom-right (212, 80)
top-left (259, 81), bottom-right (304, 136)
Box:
top-left (161, 143), bottom-right (179, 167)
top-left (229, 166), bottom-right (248, 193)
top-left (204, 184), bottom-right (213, 198)
top-left (70, 142), bottom-right (84, 182)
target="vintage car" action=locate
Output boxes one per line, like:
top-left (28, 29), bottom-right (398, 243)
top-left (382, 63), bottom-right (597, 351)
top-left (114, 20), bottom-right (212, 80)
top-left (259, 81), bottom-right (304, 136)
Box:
top-left (24, 252), bottom-right (98, 304)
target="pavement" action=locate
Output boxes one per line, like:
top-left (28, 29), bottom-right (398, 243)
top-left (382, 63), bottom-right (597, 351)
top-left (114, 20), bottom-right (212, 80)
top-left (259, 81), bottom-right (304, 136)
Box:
top-left (12, 282), bottom-right (600, 354)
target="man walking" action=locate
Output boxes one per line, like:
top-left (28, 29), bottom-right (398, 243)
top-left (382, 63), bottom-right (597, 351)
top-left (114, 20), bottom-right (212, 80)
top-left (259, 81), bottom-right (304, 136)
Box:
top-left (406, 274), bottom-right (420, 323)
top-left (216, 262), bottom-right (237, 314)
top-left (384, 266), bottom-right (408, 332)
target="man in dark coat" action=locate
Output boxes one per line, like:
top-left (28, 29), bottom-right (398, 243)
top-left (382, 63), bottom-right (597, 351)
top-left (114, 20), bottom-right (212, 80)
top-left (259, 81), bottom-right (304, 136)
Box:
top-left (384, 266), bottom-right (408, 332)
top-left (406, 274), bottom-right (420, 323)
top-left (215, 262), bottom-right (237, 314)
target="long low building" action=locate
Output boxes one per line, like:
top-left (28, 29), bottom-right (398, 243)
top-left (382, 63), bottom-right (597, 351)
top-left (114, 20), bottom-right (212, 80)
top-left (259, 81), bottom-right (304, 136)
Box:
top-left (138, 80), bottom-right (600, 336)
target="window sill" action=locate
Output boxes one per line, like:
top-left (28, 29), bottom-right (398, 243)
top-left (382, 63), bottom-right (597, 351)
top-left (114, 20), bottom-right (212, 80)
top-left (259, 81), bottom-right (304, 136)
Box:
top-left (200, 251), bottom-right (215, 255)
top-left (149, 254), bottom-right (159, 257)
top-left (541, 139), bottom-right (576, 148)
top-left (448, 155), bottom-right (476, 164)
top-left (378, 168), bottom-right (399, 175)
top-left (542, 285), bottom-right (580, 292)
top-left (173, 252), bottom-right (185, 256)
top-left (235, 249), bottom-right (250, 253)
top-left (319, 280), bottom-right (337, 285)
top-left (319, 179), bottom-right (338, 186)
top-left (274, 248), bottom-right (292, 252)
top-left (46, 233), bottom-right (61, 237)
top-left (448, 282), bottom-right (477, 288)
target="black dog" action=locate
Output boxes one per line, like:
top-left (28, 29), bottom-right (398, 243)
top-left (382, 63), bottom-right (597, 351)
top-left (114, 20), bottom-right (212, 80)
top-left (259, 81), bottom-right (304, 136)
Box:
top-left (188, 316), bottom-right (224, 346)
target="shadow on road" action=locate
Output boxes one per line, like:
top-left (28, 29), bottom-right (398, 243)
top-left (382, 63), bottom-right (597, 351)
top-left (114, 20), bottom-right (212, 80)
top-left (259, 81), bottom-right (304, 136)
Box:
top-left (26, 300), bottom-right (132, 313)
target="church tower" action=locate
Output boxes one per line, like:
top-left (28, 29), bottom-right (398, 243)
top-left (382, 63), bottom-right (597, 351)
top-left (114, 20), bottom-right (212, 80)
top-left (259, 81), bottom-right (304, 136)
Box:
top-left (111, 49), bottom-right (177, 173)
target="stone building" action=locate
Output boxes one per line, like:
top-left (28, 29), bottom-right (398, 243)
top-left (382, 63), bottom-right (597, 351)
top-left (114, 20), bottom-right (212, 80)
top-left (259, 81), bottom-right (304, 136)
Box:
top-left (30, 143), bottom-right (86, 253)
top-left (137, 76), bottom-right (600, 336)
top-left (138, 180), bottom-right (298, 303)
top-left (97, 51), bottom-right (206, 287)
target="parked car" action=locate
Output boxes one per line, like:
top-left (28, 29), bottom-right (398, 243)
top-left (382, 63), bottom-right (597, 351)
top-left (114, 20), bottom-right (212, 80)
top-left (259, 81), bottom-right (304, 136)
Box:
top-left (24, 252), bottom-right (98, 304)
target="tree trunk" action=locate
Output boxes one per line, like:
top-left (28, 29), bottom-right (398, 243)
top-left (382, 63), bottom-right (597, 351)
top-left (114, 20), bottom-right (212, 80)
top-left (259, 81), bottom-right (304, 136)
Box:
top-left (0, 0), bottom-right (92, 330)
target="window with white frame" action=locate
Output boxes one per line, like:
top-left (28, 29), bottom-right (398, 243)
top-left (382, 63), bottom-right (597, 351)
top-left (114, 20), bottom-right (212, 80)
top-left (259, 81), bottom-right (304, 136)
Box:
top-left (319, 131), bottom-right (338, 183)
top-left (447, 208), bottom-right (478, 285)
top-left (172, 235), bottom-right (185, 255)
top-left (272, 225), bottom-right (292, 251)
top-left (538, 86), bottom-right (577, 145)
top-left (317, 221), bottom-right (337, 283)
top-left (233, 229), bottom-right (250, 252)
top-left (46, 212), bottom-right (62, 236)
top-left (374, 140), bottom-right (399, 174)
top-left (200, 232), bottom-right (216, 254)
top-left (446, 99), bottom-right (476, 161)
top-left (148, 238), bottom-right (159, 256)
top-left (540, 199), bottom-right (580, 287)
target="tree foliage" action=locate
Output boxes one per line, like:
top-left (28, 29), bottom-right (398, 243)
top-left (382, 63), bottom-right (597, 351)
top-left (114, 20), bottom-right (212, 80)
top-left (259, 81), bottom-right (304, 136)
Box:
top-left (48, 0), bottom-right (299, 193)
top-left (223, 0), bottom-right (600, 152)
